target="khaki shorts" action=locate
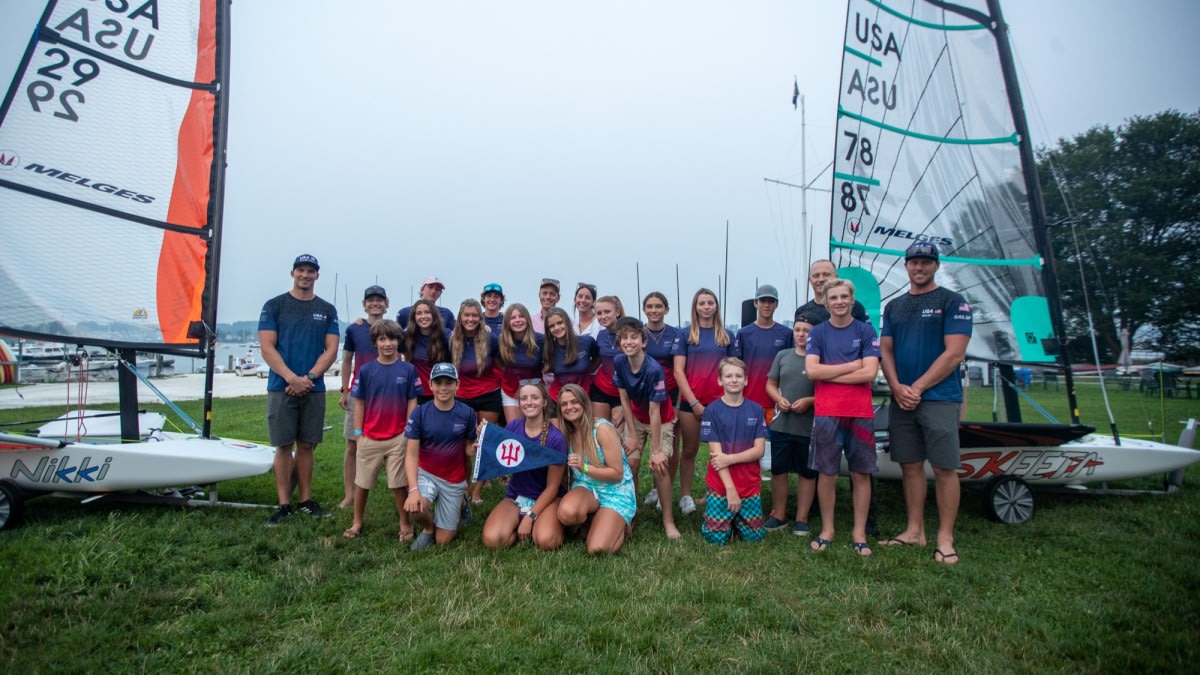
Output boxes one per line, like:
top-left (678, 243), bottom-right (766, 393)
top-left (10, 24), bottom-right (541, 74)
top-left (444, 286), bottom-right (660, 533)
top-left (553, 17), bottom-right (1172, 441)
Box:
top-left (355, 434), bottom-right (409, 490)
top-left (626, 417), bottom-right (677, 463)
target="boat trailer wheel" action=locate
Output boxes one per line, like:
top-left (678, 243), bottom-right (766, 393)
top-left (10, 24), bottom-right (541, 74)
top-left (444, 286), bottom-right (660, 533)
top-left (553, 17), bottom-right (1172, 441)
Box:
top-left (0, 481), bottom-right (24, 531)
top-left (986, 475), bottom-right (1034, 524)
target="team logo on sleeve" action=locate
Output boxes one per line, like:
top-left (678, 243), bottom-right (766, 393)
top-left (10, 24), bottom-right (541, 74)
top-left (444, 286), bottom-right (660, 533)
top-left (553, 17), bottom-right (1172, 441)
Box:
top-left (496, 439), bottom-right (525, 468)
top-left (746, 417), bottom-right (758, 427)
top-left (654, 380), bottom-right (665, 391)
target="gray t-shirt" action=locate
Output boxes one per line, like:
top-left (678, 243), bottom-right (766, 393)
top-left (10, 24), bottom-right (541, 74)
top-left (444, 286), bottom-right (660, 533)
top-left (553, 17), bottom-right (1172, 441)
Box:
top-left (767, 348), bottom-right (815, 436)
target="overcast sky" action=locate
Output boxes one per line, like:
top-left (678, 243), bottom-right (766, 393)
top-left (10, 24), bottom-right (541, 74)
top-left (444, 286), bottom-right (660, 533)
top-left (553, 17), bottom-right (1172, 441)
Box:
top-left (2, 1), bottom-right (1198, 325)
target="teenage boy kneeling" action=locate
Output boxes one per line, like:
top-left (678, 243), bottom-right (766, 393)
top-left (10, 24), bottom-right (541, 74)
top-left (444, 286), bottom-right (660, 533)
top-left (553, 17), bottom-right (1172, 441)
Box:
top-left (700, 357), bottom-right (768, 545)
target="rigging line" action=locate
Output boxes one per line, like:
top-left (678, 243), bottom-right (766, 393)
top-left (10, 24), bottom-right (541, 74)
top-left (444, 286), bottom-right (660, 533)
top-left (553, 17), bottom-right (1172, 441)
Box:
top-left (0, 180), bottom-right (212, 238)
top-left (832, 240), bottom-right (1040, 267)
top-left (866, 0), bottom-right (988, 31)
top-left (39, 27), bottom-right (218, 92)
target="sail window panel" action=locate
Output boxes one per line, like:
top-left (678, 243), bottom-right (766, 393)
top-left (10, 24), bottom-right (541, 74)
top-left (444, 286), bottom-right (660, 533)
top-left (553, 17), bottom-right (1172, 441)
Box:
top-left (0, 43), bottom-right (204, 230)
top-left (46, 0), bottom-right (209, 85)
top-left (0, 191), bottom-right (204, 348)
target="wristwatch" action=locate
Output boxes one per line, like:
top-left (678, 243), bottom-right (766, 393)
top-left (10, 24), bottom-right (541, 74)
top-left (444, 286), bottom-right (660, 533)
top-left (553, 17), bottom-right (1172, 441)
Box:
top-left (526, 510), bottom-right (538, 522)
top-left (306, 372), bottom-right (318, 381)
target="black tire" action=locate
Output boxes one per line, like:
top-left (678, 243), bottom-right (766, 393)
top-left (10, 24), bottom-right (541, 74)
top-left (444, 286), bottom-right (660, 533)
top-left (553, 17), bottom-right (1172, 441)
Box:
top-left (986, 475), bottom-right (1034, 524)
top-left (0, 481), bottom-right (24, 531)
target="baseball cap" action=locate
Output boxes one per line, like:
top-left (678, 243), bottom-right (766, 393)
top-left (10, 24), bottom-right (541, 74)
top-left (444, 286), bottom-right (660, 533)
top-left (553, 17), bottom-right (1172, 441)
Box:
top-left (755, 284), bottom-right (779, 301)
top-left (540, 278), bottom-right (561, 291)
top-left (292, 254), bottom-right (319, 271)
top-left (430, 362), bottom-right (459, 381)
top-left (482, 283), bottom-right (504, 295)
top-left (421, 275), bottom-right (445, 289)
top-left (363, 285), bottom-right (388, 300)
top-left (905, 241), bottom-right (940, 261)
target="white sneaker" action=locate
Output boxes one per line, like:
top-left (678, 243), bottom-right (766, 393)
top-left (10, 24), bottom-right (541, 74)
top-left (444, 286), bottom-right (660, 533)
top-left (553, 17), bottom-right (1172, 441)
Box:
top-left (643, 488), bottom-right (659, 506)
top-left (679, 495), bottom-right (696, 515)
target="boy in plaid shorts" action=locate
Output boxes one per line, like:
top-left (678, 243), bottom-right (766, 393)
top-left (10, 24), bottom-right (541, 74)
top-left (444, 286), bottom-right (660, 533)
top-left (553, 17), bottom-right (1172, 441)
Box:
top-left (699, 357), bottom-right (768, 545)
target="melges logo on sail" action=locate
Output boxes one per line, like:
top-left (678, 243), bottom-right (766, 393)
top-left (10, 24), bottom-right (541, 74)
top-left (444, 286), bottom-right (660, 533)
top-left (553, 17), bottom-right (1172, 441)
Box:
top-left (21, 160), bottom-right (155, 204)
top-left (873, 226), bottom-right (952, 247)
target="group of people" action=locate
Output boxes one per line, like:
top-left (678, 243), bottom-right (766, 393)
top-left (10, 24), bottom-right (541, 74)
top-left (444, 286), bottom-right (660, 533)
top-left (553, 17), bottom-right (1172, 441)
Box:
top-left (257, 241), bottom-right (972, 562)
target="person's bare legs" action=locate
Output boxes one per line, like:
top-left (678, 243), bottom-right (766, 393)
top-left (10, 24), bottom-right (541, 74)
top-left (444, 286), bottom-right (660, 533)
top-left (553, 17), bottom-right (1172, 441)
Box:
top-left (391, 487), bottom-right (411, 540)
top-left (557, 487), bottom-right (599, 527)
top-left (587, 508), bottom-right (628, 554)
top-left (933, 466), bottom-right (960, 563)
top-left (292, 441), bottom-right (315, 503)
top-left (770, 474), bottom-right (790, 521)
top-left (653, 467), bottom-right (680, 539)
top-left (881, 461), bottom-right (929, 546)
top-left (850, 472), bottom-right (873, 555)
top-left (532, 501), bottom-right (565, 551)
top-left (340, 439), bottom-right (357, 508)
top-left (482, 499), bottom-right (521, 549)
top-left (812, 472), bottom-right (837, 550)
top-left (273, 445), bottom-right (295, 505)
top-left (346, 486), bottom-right (369, 535)
top-left (795, 475), bottom-right (816, 524)
top-left (677, 409), bottom-right (701, 501)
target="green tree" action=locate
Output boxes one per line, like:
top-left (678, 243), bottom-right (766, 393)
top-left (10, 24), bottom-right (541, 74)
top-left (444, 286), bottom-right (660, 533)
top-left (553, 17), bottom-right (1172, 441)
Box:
top-left (1037, 110), bottom-right (1200, 363)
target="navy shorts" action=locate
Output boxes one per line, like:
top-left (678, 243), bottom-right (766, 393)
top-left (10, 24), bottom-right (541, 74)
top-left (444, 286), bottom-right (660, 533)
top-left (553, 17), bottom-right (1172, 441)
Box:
top-left (768, 429), bottom-right (818, 479)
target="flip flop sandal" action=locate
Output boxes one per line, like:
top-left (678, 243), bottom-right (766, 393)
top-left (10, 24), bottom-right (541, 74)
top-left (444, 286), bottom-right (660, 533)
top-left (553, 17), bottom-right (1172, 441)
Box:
top-left (935, 548), bottom-right (960, 564)
top-left (810, 536), bottom-right (832, 552)
top-left (851, 541), bottom-right (874, 557)
top-left (398, 529), bottom-right (414, 543)
top-left (342, 528), bottom-right (362, 539)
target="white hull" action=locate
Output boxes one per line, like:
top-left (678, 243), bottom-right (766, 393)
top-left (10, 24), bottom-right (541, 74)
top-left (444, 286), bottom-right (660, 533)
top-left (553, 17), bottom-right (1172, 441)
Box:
top-left (872, 434), bottom-right (1200, 486)
top-left (0, 433), bottom-right (275, 493)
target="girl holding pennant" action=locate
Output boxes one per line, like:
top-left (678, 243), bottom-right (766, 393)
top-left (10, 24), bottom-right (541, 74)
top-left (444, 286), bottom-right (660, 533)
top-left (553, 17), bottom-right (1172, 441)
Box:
top-left (556, 384), bottom-right (636, 554)
top-left (480, 383), bottom-right (569, 550)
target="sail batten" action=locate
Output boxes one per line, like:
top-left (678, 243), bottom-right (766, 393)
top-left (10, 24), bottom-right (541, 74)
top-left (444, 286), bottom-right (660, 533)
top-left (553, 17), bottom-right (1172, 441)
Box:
top-left (0, 0), bottom-right (225, 355)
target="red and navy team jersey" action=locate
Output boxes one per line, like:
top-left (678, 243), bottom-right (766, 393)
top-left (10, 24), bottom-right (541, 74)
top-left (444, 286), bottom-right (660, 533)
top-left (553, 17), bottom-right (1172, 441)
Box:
top-left (613, 354), bottom-right (677, 425)
top-left (396, 304), bottom-right (456, 331)
top-left (592, 329), bottom-right (621, 396)
top-left (645, 325), bottom-right (683, 390)
top-left (455, 333), bottom-right (501, 400)
top-left (806, 319), bottom-right (880, 419)
top-left (880, 287), bottom-right (972, 403)
top-left (405, 400), bottom-right (478, 483)
top-left (546, 334), bottom-right (599, 401)
top-left (343, 321), bottom-right (378, 380)
top-left (700, 397), bottom-right (767, 497)
top-left (351, 359), bottom-right (422, 440)
top-left (405, 329), bottom-right (452, 393)
top-left (498, 333), bottom-right (545, 397)
top-left (682, 326), bottom-right (735, 405)
top-left (733, 323), bottom-right (793, 410)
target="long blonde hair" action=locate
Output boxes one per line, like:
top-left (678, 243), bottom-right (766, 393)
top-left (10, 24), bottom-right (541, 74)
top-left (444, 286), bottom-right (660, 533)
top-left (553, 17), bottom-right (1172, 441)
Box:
top-left (450, 299), bottom-right (492, 372)
top-left (688, 288), bottom-right (730, 347)
top-left (498, 303), bottom-right (539, 366)
top-left (558, 384), bottom-right (600, 465)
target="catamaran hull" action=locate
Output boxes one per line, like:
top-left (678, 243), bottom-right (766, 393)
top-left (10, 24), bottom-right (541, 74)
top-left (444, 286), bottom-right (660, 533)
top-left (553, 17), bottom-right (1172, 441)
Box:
top-left (872, 434), bottom-right (1200, 485)
top-left (0, 433), bottom-right (275, 493)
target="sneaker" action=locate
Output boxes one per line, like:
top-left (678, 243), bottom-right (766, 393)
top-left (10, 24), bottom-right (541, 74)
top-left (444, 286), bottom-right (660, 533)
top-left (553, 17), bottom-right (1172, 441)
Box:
top-left (763, 516), bottom-right (790, 532)
top-left (643, 488), bottom-right (659, 506)
top-left (679, 495), bottom-right (697, 515)
top-left (410, 531), bottom-right (436, 551)
top-left (793, 520), bottom-right (812, 536)
top-left (265, 504), bottom-right (293, 526)
top-left (460, 501), bottom-right (473, 527)
top-left (296, 499), bottom-right (332, 518)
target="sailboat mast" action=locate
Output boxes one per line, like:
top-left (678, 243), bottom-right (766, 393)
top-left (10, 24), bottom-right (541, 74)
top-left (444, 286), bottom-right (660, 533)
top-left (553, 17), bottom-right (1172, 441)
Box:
top-left (201, 0), bottom-right (235, 439)
top-left (986, 0), bottom-right (1080, 424)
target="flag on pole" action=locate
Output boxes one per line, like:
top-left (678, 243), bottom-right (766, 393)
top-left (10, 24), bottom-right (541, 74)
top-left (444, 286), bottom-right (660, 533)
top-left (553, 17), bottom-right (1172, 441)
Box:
top-left (793, 78), bottom-right (799, 109)
top-left (473, 421), bottom-right (567, 482)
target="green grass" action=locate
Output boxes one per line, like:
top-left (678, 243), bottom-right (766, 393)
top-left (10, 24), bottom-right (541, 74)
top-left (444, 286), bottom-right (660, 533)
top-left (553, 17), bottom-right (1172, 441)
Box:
top-left (1, 382), bottom-right (1198, 672)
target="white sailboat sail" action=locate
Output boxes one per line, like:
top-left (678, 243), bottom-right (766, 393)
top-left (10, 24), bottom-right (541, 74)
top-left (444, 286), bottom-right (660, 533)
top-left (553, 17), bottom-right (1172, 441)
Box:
top-left (0, 0), bottom-right (223, 353)
top-left (830, 0), bottom-right (1055, 365)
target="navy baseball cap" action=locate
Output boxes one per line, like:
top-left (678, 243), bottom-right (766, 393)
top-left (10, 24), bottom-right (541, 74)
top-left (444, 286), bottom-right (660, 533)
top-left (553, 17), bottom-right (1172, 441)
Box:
top-left (293, 254), bottom-right (319, 270)
top-left (363, 285), bottom-right (387, 300)
top-left (430, 362), bottom-right (459, 381)
top-left (905, 241), bottom-right (940, 261)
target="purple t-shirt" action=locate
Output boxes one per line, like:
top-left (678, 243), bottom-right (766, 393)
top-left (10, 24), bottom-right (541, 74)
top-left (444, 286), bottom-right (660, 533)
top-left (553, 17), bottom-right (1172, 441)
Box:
top-left (351, 359), bottom-right (422, 439)
top-left (700, 397), bottom-right (767, 498)
top-left (806, 319), bottom-right (880, 418)
top-left (645, 324), bottom-right (684, 390)
top-left (503, 418), bottom-right (569, 501)
top-left (343, 321), bottom-right (378, 380)
top-left (405, 400), bottom-right (478, 483)
top-left (682, 326), bottom-right (735, 405)
top-left (733, 322), bottom-right (793, 410)
top-left (613, 354), bottom-right (676, 425)
top-left (546, 334), bottom-right (599, 401)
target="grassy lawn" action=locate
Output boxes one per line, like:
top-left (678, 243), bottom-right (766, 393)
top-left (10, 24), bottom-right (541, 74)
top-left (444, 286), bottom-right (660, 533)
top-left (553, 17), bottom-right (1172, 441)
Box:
top-left (1, 381), bottom-right (1198, 672)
